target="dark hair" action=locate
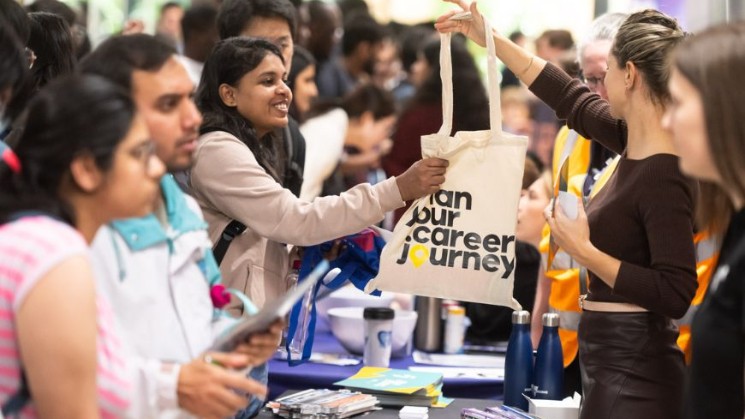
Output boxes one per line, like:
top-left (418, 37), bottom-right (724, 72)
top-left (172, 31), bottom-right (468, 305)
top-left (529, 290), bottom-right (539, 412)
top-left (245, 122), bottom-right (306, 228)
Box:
top-left (26, 0), bottom-right (76, 26)
top-left (27, 12), bottom-right (76, 90)
top-left (341, 15), bottom-right (385, 57)
top-left (26, 0), bottom-right (91, 61)
top-left (0, 0), bottom-right (30, 44)
top-left (399, 24), bottom-right (436, 73)
top-left (287, 45), bottom-right (316, 121)
top-left (343, 83), bottom-right (395, 120)
top-left (160, 1), bottom-right (182, 15)
top-left (537, 29), bottom-right (575, 51)
top-left (611, 9), bottom-right (686, 106)
top-left (558, 50), bottom-right (581, 79)
top-left (412, 35), bottom-right (489, 134)
top-left (337, 0), bottom-right (368, 21)
top-left (218, 0), bottom-right (297, 41)
top-left (0, 21), bottom-right (29, 123)
top-left (307, 82), bottom-right (395, 123)
top-left (0, 74), bottom-right (136, 224)
top-left (304, 0), bottom-right (341, 62)
top-left (182, 4), bottom-right (218, 42)
top-left (79, 34), bottom-right (176, 92)
top-left (508, 30), bottom-right (525, 44)
top-left (673, 22), bottom-right (745, 233)
top-left (196, 37), bottom-right (287, 183)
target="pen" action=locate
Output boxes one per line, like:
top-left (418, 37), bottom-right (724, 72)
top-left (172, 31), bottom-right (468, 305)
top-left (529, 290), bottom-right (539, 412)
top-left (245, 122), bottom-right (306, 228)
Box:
top-left (203, 354), bottom-right (254, 377)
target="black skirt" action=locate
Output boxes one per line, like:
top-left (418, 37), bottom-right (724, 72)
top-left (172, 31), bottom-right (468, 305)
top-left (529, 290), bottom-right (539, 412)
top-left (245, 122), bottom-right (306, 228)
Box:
top-left (578, 310), bottom-right (684, 419)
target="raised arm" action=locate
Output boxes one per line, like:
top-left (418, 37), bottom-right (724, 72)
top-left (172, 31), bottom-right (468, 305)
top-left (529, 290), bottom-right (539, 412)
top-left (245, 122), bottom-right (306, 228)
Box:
top-left (435, 1), bottom-right (628, 154)
top-left (434, 1), bottom-right (546, 86)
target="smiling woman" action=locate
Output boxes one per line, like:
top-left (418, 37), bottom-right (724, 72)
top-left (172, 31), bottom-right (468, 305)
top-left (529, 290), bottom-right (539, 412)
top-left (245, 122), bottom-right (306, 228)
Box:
top-left (188, 37), bottom-right (449, 313)
top-left (196, 37), bottom-right (291, 183)
top-left (220, 51), bottom-right (291, 139)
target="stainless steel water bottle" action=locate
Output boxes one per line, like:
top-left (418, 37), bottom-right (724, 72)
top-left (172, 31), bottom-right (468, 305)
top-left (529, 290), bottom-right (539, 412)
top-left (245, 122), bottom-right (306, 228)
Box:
top-left (504, 310), bottom-right (533, 411)
top-left (414, 296), bottom-right (442, 352)
top-left (532, 313), bottom-right (564, 400)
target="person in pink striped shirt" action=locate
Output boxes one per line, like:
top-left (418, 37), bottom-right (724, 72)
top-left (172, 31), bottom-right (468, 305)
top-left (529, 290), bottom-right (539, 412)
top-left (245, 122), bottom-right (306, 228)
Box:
top-left (0, 74), bottom-right (165, 418)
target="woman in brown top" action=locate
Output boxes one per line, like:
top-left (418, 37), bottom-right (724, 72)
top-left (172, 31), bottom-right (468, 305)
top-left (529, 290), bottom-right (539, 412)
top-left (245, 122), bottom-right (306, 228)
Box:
top-left (437, 4), bottom-right (696, 419)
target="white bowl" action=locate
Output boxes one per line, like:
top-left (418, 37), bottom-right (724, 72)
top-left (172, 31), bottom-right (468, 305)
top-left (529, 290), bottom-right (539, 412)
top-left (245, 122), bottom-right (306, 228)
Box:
top-left (316, 285), bottom-right (394, 320)
top-left (327, 307), bottom-right (418, 357)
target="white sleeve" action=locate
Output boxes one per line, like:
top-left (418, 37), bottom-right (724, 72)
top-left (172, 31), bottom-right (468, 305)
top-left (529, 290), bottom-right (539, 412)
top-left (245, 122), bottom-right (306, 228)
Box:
top-left (91, 228), bottom-right (193, 418)
top-left (123, 357), bottom-right (191, 419)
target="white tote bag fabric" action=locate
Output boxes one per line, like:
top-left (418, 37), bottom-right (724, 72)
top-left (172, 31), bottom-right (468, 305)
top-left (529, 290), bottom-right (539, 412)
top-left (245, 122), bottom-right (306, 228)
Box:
top-left (367, 19), bottom-right (528, 309)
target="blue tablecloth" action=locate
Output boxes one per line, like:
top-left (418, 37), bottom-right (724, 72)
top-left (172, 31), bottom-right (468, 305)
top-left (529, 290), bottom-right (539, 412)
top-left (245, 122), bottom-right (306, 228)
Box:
top-left (267, 332), bottom-right (504, 401)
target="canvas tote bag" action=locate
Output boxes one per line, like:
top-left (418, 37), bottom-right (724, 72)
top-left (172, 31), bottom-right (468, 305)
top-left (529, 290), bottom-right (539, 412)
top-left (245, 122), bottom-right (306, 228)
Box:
top-left (367, 19), bottom-right (527, 309)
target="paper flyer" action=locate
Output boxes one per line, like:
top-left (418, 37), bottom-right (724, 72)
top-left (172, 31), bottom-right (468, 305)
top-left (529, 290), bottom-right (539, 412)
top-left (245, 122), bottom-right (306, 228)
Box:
top-left (547, 156), bottom-right (570, 271)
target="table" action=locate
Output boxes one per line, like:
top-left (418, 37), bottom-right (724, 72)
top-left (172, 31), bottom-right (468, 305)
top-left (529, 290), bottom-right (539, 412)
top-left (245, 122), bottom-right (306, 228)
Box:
top-left (256, 394), bottom-right (497, 418)
top-left (267, 332), bottom-right (503, 401)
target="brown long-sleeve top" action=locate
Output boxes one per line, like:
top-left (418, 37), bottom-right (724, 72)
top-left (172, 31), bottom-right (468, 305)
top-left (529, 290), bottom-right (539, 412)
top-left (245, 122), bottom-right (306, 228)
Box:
top-left (529, 63), bottom-right (697, 319)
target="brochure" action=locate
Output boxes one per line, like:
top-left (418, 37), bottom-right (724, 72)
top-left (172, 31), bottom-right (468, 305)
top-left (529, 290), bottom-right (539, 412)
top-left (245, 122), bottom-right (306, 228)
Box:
top-left (211, 259), bottom-right (329, 352)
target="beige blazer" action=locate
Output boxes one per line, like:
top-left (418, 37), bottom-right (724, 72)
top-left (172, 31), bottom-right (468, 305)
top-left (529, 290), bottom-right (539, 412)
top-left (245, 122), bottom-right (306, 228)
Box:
top-left (189, 130), bottom-right (404, 311)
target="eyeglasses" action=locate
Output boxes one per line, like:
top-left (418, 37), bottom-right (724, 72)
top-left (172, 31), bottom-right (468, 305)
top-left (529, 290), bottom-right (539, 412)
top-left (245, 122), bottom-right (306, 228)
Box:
top-left (582, 74), bottom-right (605, 88)
top-left (127, 140), bottom-right (158, 170)
top-left (24, 47), bottom-right (36, 70)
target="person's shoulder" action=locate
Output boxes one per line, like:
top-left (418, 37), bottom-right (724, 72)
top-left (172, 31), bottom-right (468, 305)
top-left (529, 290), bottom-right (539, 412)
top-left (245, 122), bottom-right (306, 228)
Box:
top-left (635, 153), bottom-right (687, 181)
top-left (198, 130), bottom-right (241, 145)
top-left (302, 108), bottom-right (349, 131)
top-left (0, 216), bottom-right (87, 289)
top-left (195, 130), bottom-right (250, 160)
top-left (633, 154), bottom-right (695, 201)
top-left (320, 108), bottom-right (348, 124)
top-left (5, 216), bottom-right (85, 252)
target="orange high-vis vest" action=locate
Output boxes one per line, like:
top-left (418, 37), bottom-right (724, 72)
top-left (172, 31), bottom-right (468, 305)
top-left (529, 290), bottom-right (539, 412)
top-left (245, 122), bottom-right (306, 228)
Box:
top-left (552, 126), bottom-right (591, 181)
top-left (542, 162), bottom-right (618, 367)
top-left (675, 231), bottom-right (719, 363)
top-left (541, 127), bottom-right (592, 367)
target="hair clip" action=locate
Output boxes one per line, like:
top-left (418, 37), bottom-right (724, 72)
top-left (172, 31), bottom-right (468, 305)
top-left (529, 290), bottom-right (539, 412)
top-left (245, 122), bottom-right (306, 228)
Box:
top-left (0, 142), bottom-right (21, 174)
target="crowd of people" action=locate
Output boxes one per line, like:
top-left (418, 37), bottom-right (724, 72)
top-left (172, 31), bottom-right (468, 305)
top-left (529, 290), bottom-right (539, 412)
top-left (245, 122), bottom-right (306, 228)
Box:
top-left (0, 0), bottom-right (744, 418)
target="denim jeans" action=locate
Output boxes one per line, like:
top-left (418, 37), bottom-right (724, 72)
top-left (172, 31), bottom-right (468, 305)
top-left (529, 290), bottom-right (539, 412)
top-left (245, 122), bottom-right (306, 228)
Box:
top-left (234, 362), bottom-right (268, 419)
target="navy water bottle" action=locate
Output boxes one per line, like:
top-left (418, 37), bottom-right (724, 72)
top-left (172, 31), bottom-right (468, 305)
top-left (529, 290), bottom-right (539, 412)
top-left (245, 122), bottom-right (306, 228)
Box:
top-left (532, 313), bottom-right (563, 400)
top-left (504, 310), bottom-right (533, 411)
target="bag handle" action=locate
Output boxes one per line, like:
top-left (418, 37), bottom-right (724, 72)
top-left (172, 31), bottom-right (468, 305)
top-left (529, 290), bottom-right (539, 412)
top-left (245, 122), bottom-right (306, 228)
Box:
top-left (438, 17), bottom-right (502, 137)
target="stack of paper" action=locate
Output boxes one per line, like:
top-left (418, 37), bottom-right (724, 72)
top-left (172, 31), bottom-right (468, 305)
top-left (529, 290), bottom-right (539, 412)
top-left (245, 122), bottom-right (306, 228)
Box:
top-left (266, 389), bottom-right (379, 418)
top-left (335, 367), bottom-right (448, 407)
